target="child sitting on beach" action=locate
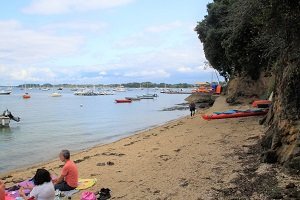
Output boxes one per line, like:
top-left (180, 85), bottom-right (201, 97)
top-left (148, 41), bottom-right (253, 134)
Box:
top-left (19, 169), bottom-right (55, 200)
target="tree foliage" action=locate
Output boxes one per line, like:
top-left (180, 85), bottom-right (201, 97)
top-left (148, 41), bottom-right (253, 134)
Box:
top-left (195, 0), bottom-right (300, 80)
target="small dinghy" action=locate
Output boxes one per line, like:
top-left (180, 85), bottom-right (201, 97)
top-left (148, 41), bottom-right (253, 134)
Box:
top-left (115, 99), bottom-right (132, 103)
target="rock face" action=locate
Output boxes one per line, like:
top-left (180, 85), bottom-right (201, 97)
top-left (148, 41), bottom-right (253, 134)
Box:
top-left (225, 73), bottom-right (273, 105)
top-left (262, 61), bottom-right (300, 171)
top-left (185, 93), bottom-right (216, 104)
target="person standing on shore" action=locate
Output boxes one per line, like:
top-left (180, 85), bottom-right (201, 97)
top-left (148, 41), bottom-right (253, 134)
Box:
top-left (189, 101), bottom-right (196, 117)
top-left (53, 150), bottom-right (78, 191)
top-left (0, 180), bottom-right (5, 200)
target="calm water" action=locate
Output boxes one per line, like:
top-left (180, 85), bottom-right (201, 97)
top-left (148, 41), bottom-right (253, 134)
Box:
top-left (0, 88), bottom-right (189, 173)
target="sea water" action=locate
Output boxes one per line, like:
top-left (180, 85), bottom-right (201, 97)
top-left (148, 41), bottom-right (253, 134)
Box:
top-left (0, 88), bottom-right (189, 173)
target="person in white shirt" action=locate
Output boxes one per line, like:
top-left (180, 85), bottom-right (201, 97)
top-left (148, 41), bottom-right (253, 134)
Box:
top-left (19, 169), bottom-right (55, 200)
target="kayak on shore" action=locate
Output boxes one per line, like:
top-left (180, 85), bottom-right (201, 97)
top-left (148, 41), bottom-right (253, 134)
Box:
top-left (202, 108), bottom-right (268, 120)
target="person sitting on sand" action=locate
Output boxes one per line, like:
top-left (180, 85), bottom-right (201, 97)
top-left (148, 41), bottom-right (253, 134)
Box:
top-left (0, 180), bottom-right (5, 200)
top-left (189, 101), bottom-right (196, 117)
top-left (19, 168), bottom-right (55, 200)
top-left (53, 150), bottom-right (78, 191)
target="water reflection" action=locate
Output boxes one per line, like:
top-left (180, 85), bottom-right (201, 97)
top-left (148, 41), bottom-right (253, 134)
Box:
top-left (0, 126), bottom-right (18, 141)
top-left (0, 126), bottom-right (12, 134)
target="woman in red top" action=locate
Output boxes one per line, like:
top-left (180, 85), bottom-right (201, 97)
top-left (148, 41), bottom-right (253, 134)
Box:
top-left (53, 150), bottom-right (78, 191)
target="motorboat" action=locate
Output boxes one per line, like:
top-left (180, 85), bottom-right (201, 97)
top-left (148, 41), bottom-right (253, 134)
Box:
top-left (51, 92), bottom-right (62, 97)
top-left (0, 90), bottom-right (11, 95)
top-left (23, 93), bottom-right (31, 99)
top-left (125, 97), bottom-right (141, 101)
top-left (0, 110), bottom-right (20, 127)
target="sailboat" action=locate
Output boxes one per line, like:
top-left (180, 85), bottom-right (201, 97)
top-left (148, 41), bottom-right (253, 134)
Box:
top-left (137, 83), bottom-right (158, 99)
top-left (23, 84), bottom-right (31, 99)
top-left (51, 86), bottom-right (62, 97)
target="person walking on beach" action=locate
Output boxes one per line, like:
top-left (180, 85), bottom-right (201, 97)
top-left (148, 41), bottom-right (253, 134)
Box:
top-left (53, 150), bottom-right (78, 191)
top-left (189, 101), bottom-right (196, 117)
top-left (19, 168), bottom-right (55, 200)
top-left (0, 180), bottom-right (5, 200)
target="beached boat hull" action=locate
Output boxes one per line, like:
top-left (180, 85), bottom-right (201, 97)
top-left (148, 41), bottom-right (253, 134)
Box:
top-left (115, 99), bottom-right (132, 103)
top-left (202, 110), bottom-right (268, 120)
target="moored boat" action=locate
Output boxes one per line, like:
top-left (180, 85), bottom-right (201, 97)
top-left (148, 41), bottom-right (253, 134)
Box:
top-left (23, 93), bottom-right (31, 99)
top-left (115, 99), bottom-right (132, 103)
top-left (51, 92), bottom-right (62, 97)
top-left (0, 110), bottom-right (20, 127)
top-left (0, 90), bottom-right (11, 95)
top-left (137, 96), bottom-right (154, 99)
top-left (125, 97), bottom-right (141, 101)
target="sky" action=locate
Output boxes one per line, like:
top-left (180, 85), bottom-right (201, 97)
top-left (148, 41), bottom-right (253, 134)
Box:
top-left (0, 0), bottom-right (215, 85)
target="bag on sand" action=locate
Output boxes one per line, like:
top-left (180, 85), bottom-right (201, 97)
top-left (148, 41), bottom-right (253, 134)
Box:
top-left (97, 188), bottom-right (111, 200)
top-left (81, 191), bottom-right (97, 200)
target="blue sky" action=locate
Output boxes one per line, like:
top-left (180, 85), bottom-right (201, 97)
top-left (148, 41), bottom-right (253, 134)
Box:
top-left (0, 0), bottom-right (215, 85)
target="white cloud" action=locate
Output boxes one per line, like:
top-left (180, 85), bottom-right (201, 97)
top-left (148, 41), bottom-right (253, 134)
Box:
top-left (99, 71), bottom-right (107, 75)
top-left (115, 21), bottom-right (183, 48)
top-left (124, 69), bottom-right (170, 78)
top-left (145, 21), bottom-right (183, 33)
top-left (0, 65), bottom-right (56, 82)
top-left (0, 20), bottom-right (84, 65)
top-left (177, 66), bottom-right (193, 73)
top-left (41, 21), bottom-right (107, 34)
top-left (23, 0), bottom-right (135, 15)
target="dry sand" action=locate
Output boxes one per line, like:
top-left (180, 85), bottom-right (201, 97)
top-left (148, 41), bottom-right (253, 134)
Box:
top-left (1, 96), bottom-right (296, 199)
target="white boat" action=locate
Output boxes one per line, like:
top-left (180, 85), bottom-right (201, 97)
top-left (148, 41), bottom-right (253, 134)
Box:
top-left (0, 110), bottom-right (20, 127)
top-left (0, 116), bottom-right (10, 127)
top-left (0, 90), bottom-right (11, 95)
top-left (51, 92), bottom-right (62, 97)
top-left (74, 88), bottom-right (97, 96)
top-left (41, 87), bottom-right (50, 91)
top-left (113, 85), bottom-right (126, 92)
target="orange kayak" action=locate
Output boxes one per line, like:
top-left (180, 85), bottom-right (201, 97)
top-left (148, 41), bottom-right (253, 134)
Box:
top-left (252, 100), bottom-right (271, 108)
top-left (202, 109), bottom-right (268, 120)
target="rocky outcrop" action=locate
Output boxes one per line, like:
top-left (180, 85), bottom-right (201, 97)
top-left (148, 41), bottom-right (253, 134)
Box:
top-left (225, 73), bottom-right (273, 105)
top-left (261, 61), bottom-right (300, 172)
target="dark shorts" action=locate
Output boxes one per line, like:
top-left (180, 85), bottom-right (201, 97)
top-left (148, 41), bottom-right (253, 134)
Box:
top-left (190, 108), bottom-right (195, 111)
top-left (54, 181), bottom-right (76, 191)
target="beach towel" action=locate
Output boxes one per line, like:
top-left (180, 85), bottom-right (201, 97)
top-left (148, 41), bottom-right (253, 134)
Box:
top-left (76, 179), bottom-right (97, 190)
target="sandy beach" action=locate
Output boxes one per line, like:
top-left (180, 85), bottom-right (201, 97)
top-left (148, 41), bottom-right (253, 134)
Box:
top-left (1, 96), bottom-right (297, 199)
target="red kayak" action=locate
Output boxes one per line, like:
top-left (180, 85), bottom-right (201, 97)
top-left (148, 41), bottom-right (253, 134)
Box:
top-left (115, 99), bottom-right (132, 103)
top-left (252, 100), bottom-right (272, 108)
top-left (202, 109), bottom-right (268, 120)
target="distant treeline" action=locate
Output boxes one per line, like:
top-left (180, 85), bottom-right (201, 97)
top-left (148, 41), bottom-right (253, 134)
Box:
top-left (16, 82), bottom-right (196, 88)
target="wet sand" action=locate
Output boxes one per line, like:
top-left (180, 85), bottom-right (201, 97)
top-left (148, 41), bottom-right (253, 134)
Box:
top-left (2, 96), bottom-right (291, 199)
